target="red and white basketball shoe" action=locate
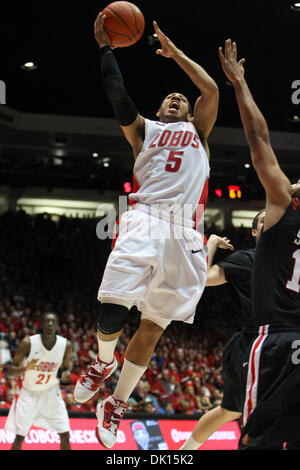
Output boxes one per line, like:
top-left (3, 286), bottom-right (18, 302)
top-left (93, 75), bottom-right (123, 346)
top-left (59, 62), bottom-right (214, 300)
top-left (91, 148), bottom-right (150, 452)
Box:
top-left (96, 395), bottom-right (128, 449)
top-left (74, 356), bottom-right (118, 404)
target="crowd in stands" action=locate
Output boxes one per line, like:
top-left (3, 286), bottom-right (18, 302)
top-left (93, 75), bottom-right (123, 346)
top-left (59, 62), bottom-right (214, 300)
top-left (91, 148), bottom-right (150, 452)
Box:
top-left (0, 210), bottom-right (254, 416)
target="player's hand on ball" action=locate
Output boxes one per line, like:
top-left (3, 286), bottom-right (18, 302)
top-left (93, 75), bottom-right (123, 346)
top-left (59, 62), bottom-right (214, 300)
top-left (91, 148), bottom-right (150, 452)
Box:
top-left (153, 21), bottom-right (179, 58)
top-left (219, 39), bottom-right (246, 84)
top-left (94, 12), bottom-right (116, 49)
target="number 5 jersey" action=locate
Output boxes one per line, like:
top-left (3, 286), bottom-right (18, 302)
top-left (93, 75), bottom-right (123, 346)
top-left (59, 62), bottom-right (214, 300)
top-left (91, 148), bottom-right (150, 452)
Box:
top-left (129, 119), bottom-right (210, 226)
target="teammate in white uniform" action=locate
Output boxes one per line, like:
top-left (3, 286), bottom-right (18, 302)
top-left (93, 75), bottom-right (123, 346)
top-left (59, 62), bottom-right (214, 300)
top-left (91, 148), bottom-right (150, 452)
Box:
top-left (5, 312), bottom-right (72, 450)
top-left (74, 14), bottom-right (219, 449)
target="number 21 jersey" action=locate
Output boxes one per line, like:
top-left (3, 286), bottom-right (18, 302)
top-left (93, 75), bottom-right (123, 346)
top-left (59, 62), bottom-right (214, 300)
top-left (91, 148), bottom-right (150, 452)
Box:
top-left (22, 335), bottom-right (67, 391)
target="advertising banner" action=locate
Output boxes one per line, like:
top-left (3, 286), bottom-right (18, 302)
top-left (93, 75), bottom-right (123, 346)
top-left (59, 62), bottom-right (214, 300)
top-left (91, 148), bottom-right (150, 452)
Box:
top-left (0, 416), bottom-right (240, 451)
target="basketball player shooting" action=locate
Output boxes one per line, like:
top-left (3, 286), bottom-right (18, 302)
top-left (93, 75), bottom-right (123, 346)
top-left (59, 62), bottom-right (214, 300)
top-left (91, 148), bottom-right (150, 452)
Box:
top-left (218, 39), bottom-right (300, 450)
top-left (5, 312), bottom-right (72, 450)
top-left (74, 12), bottom-right (219, 449)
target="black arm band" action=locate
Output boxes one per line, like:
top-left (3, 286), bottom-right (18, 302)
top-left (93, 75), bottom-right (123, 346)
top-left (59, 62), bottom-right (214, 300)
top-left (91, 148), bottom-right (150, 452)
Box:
top-left (100, 46), bottom-right (139, 126)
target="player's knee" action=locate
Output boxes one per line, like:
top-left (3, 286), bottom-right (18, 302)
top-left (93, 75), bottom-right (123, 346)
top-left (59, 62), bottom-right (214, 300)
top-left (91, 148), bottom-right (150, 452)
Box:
top-left (98, 303), bottom-right (129, 335)
top-left (138, 319), bottom-right (165, 344)
top-left (220, 406), bottom-right (241, 421)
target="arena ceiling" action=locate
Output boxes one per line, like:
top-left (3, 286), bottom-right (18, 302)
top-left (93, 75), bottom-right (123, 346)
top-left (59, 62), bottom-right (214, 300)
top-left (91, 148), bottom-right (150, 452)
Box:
top-left (0, 0), bottom-right (299, 198)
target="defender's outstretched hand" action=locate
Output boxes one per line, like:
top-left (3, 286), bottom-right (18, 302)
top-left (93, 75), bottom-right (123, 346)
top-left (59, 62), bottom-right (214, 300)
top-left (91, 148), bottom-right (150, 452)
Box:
top-left (153, 21), bottom-right (179, 58)
top-left (219, 39), bottom-right (246, 84)
top-left (208, 234), bottom-right (235, 252)
top-left (292, 178), bottom-right (300, 197)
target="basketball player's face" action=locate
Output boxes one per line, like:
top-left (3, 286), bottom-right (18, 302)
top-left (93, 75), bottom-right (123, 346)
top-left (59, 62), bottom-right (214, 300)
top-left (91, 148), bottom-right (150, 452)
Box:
top-left (42, 314), bottom-right (58, 336)
top-left (157, 93), bottom-right (191, 123)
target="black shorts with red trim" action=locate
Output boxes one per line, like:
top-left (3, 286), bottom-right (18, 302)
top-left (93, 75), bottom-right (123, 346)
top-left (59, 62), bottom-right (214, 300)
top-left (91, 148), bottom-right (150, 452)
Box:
top-left (239, 327), bottom-right (300, 450)
top-left (221, 331), bottom-right (252, 413)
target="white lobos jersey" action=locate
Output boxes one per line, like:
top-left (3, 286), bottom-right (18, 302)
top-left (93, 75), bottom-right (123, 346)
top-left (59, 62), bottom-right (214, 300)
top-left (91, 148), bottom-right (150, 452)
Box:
top-left (22, 335), bottom-right (67, 391)
top-left (129, 118), bottom-right (210, 226)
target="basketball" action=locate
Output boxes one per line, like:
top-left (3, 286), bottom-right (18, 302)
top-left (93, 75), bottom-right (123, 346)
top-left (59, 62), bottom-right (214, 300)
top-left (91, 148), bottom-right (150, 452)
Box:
top-left (102, 1), bottom-right (145, 48)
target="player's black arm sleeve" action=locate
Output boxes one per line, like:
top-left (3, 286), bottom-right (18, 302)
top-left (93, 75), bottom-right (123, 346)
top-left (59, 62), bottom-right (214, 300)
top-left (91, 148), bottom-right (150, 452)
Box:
top-left (101, 45), bottom-right (139, 126)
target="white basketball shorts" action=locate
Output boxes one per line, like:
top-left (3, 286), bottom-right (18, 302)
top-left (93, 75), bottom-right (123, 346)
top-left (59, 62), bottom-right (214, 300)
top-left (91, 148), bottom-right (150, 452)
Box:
top-left (5, 385), bottom-right (70, 436)
top-left (98, 205), bottom-right (208, 326)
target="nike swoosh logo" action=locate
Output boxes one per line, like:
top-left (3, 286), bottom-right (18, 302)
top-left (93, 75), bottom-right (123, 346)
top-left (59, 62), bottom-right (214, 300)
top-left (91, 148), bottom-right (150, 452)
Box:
top-left (192, 250), bottom-right (202, 254)
top-left (89, 367), bottom-right (113, 377)
top-left (88, 372), bottom-right (101, 377)
top-left (243, 362), bottom-right (248, 368)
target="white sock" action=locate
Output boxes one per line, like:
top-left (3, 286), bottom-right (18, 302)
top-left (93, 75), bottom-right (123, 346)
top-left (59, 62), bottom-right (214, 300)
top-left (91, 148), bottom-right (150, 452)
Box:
top-left (113, 358), bottom-right (147, 403)
top-left (97, 337), bottom-right (119, 364)
top-left (180, 436), bottom-right (202, 450)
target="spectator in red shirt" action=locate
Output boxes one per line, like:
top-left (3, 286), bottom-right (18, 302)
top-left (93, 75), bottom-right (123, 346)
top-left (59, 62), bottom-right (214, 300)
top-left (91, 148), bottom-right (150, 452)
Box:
top-left (77, 341), bottom-right (91, 367)
top-left (0, 376), bottom-right (9, 403)
top-left (0, 312), bottom-right (9, 333)
top-left (60, 323), bottom-right (69, 339)
top-left (170, 383), bottom-right (185, 412)
top-left (70, 363), bottom-right (82, 387)
top-left (178, 398), bottom-right (194, 415)
top-left (149, 371), bottom-right (168, 402)
top-left (115, 343), bottom-right (125, 366)
top-left (184, 384), bottom-right (201, 412)
top-left (0, 388), bottom-right (15, 409)
top-left (168, 362), bottom-right (181, 383)
top-left (145, 360), bottom-right (159, 385)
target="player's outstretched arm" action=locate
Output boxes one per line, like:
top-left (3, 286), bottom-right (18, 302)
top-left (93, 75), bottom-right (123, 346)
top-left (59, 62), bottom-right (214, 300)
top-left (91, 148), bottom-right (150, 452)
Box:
top-left (219, 39), bottom-right (292, 229)
top-left (153, 21), bottom-right (219, 143)
top-left (94, 12), bottom-right (145, 158)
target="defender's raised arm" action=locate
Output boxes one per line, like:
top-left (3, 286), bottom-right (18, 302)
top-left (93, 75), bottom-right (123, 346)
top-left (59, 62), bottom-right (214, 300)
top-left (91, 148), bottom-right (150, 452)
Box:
top-left (218, 39), bottom-right (292, 229)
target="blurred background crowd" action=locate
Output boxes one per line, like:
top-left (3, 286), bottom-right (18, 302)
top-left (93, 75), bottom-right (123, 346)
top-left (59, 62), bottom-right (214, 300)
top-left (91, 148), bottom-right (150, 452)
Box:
top-left (0, 210), bottom-right (253, 416)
